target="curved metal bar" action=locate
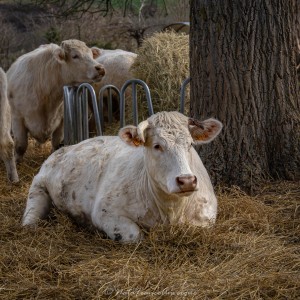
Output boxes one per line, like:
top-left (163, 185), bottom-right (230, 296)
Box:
top-left (98, 85), bottom-right (121, 132)
top-left (120, 79), bottom-right (154, 127)
top-left (180, 77), bottom-right (191, 114)
top-left (63, 86), bottom-right (77, 145)
top-left (76, 83), bottom-right (102, 138)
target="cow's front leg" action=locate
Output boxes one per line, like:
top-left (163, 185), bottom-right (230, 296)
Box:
top-left (0, 136), bottom-right (19, 183)
top-left (12, 115), bottom-right (28, 163)
top-left (92, 211), bottom-right (143, 243)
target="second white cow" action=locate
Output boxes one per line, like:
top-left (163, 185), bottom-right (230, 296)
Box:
top-left (22, 111), bottom-right (222, 243)
top-left (92, 48), bottom-right (137, 94)
top-left (90, 49), bottom-right (137, 124)
top-left (7, 39), bottom-right (105, 162)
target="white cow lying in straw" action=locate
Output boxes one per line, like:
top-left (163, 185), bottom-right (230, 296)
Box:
top-left (22, 111), bottom-right (222, 243)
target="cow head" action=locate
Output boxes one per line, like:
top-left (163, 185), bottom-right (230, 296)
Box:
top-left (53, 39), bottom-right (105, 84)
top-left (119, 111), bottom-right (222, 197)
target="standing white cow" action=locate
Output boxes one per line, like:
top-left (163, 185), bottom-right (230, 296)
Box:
top-left (0, 67), bottom-right (19, 182)
top-left (22, 111), bottom-right (223, 243)
top-left (90, 49), bottom-right (137, 125)
top-left (7, 39), bottom-right (105, 162)
top-left (92, 49), bottom-right (137, 94)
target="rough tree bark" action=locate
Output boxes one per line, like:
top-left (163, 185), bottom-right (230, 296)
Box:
top-left (190, 0), bottom-right (300, 191)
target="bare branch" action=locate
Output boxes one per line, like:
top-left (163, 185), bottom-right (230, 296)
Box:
top-left (15, 0), bottom-right (115, 19)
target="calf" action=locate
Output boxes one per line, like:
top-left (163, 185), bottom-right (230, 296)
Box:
top-left (22, 111), bottom-right (222, 243)
top-left (7, 39), bottom-right (105, 162)
top-left (0, 67), bottom-right (18, 182)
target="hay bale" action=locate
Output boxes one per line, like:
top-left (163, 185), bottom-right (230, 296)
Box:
top-left (131, 31), bottom-right (189, 113)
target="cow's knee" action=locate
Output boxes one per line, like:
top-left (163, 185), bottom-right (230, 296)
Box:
top-left (112, 223), bottom-right (143, 243)
top-left (93, 213), bottom-right (143, 243)
top-left (22, 181), bottom-right (52, 226)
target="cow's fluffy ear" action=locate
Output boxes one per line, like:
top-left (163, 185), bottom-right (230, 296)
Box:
top-left (119, 126), bottom-right (144, 147)
top-left (188, 118), bottom-right (223, 144)
top-left (119, 120), bottom-right (149, 147)
top-left (91, 47), bottom-right (101, 59)
top-left (53, 48), bottom-right (66, 64)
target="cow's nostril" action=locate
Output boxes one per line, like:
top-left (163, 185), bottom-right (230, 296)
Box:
top-left (176, 177), bottom-right (184, 186)
top-left (95, 65), bottom-right (105, 75)
top-left (193, 176), bottom-right (197, 186)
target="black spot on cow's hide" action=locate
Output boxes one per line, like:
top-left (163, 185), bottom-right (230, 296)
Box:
top-left (72, 191), bottom-right (76, 200)
top-left (114, 233), bottom-right (122, 241)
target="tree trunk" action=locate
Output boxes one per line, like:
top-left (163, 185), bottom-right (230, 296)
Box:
top-left (190, 0), bottom-right (300, 192)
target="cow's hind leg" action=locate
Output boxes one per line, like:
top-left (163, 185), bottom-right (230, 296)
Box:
top-left (92, 210), bottom-right (143, 243)
top-left (22, 177), bottom-right (52, 226)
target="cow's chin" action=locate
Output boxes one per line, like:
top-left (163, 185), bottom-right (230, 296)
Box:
top-left (174, 190), bottom-right (197, 197)
top-left (165, 188), bottom-right (197, 197)
top-left (70, 75), bottom-right (103, 86)
top-left (70, 81), bottom-right (89, 87)
top-left (91, 74), bottom-right (104, 83)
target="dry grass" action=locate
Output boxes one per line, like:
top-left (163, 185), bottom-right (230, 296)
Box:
top-left (0, 140), bottom-right (299, 299)
top-left (131, 32), bottom-right (190, 114)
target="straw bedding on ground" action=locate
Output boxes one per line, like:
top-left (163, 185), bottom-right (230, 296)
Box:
top-left (0, 140), bottom-right (299, 299)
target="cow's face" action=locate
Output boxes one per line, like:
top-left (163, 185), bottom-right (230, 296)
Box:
top-left (54, 39), bottom-right (105, 84)
top-left (119, 111), bottom-right (222, 197)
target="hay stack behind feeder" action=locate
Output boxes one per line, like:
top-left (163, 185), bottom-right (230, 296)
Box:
top-left (131, 31), bottom-right (189, 113)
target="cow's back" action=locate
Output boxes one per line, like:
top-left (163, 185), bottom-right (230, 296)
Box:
top-left (7, 44), bottom-right (61, 110)
top-left (37, 136), bottom-right (144, 218)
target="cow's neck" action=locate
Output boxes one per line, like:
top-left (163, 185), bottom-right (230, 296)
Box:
top-left (142, 174), bottom-right (190, 225)
top-left (39, 62), bottom-right (65, 105)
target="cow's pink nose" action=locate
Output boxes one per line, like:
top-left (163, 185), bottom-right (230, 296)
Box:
top-left (176, 175), bottom-right (197, 192)
top-left (95, 65), bottom-right (105, 76)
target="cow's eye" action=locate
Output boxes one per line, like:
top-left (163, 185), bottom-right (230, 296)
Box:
top-left (154, 144), bottom-right (162, 151)
top-left (72, 54), bottom-right (79, 59)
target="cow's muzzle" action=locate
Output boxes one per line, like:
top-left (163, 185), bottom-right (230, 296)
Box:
top-left (95, 64), bottom-right (105, 76)
top-left (176, 175), bottom-right (198, 193)
top-left (92, 64), bottom-right (105, 82)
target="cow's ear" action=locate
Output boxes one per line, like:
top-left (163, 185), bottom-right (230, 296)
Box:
top-left (119, 126), bottom-right (144, 147)
top-left (188, 118), bottom-right (223, 144)
top-left (91, 47), bottom-right (101, 59)
top-left (119, 120), bottom-right (149, 147)
top-left (54, 48), bottom-right (66, 64)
